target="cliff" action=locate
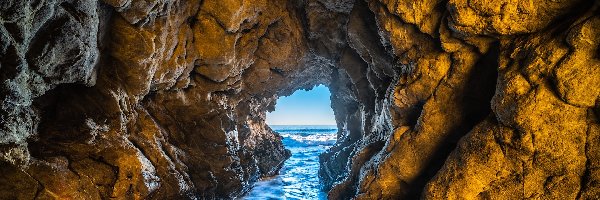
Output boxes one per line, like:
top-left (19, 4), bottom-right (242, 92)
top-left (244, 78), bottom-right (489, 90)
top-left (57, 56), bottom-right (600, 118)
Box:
top-left (0, 0), bottom-right (598, 199)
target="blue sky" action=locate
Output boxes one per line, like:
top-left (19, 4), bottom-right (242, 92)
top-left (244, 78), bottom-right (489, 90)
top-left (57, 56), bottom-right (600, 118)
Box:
top-left (266, 85), bottom-right (336, 125)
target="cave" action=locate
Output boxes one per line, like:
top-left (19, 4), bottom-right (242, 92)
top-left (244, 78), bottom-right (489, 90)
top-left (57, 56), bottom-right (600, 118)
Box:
top-left (1, 0), bottom-right (599, 199)
top-left (245, 84), bottom-right (337, 199)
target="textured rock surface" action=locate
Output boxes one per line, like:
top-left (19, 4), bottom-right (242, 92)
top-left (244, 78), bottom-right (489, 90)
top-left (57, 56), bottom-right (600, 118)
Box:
top-left (0, 0), bottom-right (599, 199)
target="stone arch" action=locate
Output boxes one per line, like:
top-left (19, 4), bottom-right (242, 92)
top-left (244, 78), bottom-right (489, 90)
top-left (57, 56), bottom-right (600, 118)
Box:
top-left (0, 0), bottom-right (598, 199)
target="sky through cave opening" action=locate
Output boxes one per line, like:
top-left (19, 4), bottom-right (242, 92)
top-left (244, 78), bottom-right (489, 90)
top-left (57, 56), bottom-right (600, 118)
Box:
top-left (244, 84), bottom-right (337, 200)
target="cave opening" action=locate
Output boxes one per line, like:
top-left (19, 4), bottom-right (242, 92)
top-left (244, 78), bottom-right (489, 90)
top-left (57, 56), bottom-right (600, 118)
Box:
top-left (244, 84), bottom-right (337, 200)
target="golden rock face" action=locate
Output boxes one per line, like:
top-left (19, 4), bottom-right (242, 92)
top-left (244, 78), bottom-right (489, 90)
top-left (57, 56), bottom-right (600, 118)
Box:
top-left (0, 0), bottom-right (598, 199)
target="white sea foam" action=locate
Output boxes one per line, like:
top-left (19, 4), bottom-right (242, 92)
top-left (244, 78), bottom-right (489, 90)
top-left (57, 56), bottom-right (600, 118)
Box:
top-left (243, 126), bottom-right (337, 200)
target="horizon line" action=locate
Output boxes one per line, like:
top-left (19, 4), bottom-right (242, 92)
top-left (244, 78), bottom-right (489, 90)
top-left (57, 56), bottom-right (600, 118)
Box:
top-left (267, 124), bottom-right (337, 126)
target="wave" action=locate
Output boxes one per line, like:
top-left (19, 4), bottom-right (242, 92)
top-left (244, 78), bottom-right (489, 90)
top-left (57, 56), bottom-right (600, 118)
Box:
top-left (281, 133), bottom-right (337, 146)
top-left (274, 126), bottom-right (338, 146)
top-left (245, 125), bottom-right (336, 199)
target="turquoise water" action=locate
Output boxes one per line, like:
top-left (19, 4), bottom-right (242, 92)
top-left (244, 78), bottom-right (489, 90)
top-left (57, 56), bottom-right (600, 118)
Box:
top-left (243, 125), bottom-right (337, 200)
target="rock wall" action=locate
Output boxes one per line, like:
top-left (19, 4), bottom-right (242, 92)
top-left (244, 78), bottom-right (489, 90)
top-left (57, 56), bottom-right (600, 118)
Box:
top-left (1, 0), bottom-right (599, 199)
top-left (318, 0), bottom-right (600, 199)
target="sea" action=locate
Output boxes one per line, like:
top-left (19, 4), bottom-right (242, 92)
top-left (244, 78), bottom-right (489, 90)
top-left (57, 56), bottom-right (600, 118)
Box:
top-left (243, 125), bottom-right (338, 200)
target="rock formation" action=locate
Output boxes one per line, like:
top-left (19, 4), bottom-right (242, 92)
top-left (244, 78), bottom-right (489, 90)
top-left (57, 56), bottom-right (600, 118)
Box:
top-left (0, 0), bottom-right (598, 199)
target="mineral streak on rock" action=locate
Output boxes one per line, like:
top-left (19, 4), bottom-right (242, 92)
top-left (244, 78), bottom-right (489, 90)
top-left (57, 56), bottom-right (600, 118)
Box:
top-left (0, 0), bottom-right (598, 199)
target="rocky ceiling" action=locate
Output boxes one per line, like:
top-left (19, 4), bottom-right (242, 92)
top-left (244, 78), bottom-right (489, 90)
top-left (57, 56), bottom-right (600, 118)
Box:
top-left (0, 0), bottom-right (599, 199)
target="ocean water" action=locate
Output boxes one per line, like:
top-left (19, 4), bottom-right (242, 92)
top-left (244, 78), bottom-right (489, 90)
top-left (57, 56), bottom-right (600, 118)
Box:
top-left (243, 125), bottom-right (338, 200)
